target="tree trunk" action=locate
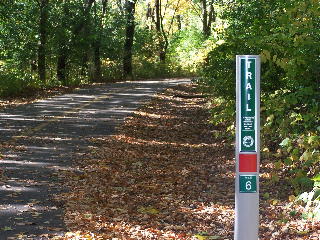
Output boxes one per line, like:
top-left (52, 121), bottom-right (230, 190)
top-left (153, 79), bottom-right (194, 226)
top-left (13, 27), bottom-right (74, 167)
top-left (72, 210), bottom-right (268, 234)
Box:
top-left (177, 15), bottom-right (182, 30)
top-left (57, 1), bottom-right (69, 85)
top-left (202, 0), bottom-right (208, 36)
top-left (159, 43), bottom-right (166, 62)
top-left (38, 0), bottom-right (48, 82)
top-left (93, 40), bottom-right (101, 82)
top-left (81, 0), bottom-right (97, 78)
top-left (146, 3), bottom-right (154, 30)
top-left (81, 54), bottom-right (89, 76)
top-left (155, 0), bottom-right (161, 32)
top-left (93, 0), bottom-right (108, 82)
top-left (57, 48), bottom-right (67, 85)
top-left (207, 2), bottom-right (215, 36)
top-left (202, 0), bottom-right (215, 37)
top-left (123, 0), bottom-right (136, 79)
top-left (155, 0), bottom-right (166, 62)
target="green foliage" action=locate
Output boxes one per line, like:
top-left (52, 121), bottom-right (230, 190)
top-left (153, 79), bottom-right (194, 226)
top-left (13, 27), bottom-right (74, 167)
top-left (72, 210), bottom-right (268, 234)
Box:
top-left (207, 96), bottom-right (235, 140)
top-left (0, 0), bottom-right (203, 94)
top-left (132, 27), bottom-right (165, 78)
top-left (263, 87), bottom-right (319, 194)
top-left (201, 0), bottom-right (320, 97)
top-left (198, 0), bottom-right (320, 219)
top-left (296, 184), bottom-right (320, 221)
top-left (0, 61), bottom-right (38, 97)
top-left (168, 28), bottom-right (206, 74)
top-left (200, 43), bottom-right (236, 99)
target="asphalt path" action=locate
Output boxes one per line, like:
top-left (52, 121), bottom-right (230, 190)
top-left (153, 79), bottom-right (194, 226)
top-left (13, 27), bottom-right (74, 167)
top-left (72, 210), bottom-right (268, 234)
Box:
top-left (0, 79), bottom-right (190, 239)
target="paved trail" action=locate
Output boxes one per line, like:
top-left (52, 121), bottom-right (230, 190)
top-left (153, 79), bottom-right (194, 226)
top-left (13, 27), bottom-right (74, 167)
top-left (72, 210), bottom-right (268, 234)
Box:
top-left (0, 79), bottom-right (190, 239)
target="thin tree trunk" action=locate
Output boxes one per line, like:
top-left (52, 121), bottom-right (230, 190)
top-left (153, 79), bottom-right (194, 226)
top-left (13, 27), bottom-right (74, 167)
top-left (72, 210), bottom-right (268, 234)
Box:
top-left (81, 54), bottom-right (89, 76)
top-left (123, 0), bottom-right (136, 79)
top-left (146, 3), bottom-right (154, 30)
top-left (177, 15), bottom-right (182, 30)
top-left (202, 0), bottom-right (209, 36)
top-left (202, 0), bottom-right (215, 37)
top-left (93, 40), bottom-right (101, 81)
top-left (38, 0), bottom-right (48, 82)
top-left (155, 0), bottom-right (161, 31)
top-left (155, 0), bottom-right (166, 62)
top-left (57, 1), bottom-right (68, 85)
top-left (93, 0), bottom-right (108, 82)
top-left (208, 3), bottom-right (215, 29)
top-left (57, 49), bottom-right (67, 84)
top-left (159, 15), bottom-right (168, 62)
top-left (80, 0), bottom-right (96, 77)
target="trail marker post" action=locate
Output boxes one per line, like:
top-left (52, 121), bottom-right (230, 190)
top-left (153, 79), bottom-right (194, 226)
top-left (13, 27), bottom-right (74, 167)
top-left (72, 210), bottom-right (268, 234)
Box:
top-left (235, 55), bottom-right (260, 240)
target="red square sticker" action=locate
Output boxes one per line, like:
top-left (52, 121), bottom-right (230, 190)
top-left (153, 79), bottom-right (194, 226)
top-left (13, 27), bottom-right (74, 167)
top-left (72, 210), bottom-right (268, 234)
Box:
top-left (239, 154), bottom-right (257, 172)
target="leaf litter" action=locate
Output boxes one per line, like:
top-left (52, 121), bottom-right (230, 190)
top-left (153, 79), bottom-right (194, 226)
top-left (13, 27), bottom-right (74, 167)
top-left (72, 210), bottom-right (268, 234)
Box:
top-left (55, 84), bottom-right (319, 240)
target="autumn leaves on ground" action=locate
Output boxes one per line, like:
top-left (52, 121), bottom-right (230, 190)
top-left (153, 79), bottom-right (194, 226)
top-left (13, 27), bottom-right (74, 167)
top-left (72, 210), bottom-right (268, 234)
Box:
top-left (57, 84), bottom-right (319, 240)
top-left (57, 84), bottom-right (233, 239)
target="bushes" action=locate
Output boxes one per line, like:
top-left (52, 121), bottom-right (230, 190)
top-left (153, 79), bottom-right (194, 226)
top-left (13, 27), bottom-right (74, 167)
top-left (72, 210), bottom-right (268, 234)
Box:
top-left (0, 64), bottom-right (36, 97)
top-left (201, 43), bottom-right (236, 99)
top-left (263, 88), bottom-right (319, 192)
top-left (199, 0), bottom-right (320, 220)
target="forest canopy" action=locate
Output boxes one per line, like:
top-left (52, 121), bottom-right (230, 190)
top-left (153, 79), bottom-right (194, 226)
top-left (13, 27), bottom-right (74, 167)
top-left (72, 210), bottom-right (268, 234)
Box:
top-left (0, 0), bottom-right (214, 96)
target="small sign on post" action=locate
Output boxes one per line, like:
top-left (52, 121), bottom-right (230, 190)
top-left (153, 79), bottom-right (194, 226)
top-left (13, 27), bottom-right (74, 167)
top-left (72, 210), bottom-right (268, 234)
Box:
top-left (235, 55), bottom-right (260, 240)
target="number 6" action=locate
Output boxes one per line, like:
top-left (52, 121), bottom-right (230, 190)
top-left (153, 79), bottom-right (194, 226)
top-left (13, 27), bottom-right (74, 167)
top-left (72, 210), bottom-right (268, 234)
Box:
top-left (246, 181), bottom-right (252, 190)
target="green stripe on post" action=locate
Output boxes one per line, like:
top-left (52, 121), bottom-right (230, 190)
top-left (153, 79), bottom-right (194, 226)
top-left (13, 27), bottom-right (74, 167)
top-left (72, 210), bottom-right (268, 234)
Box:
top-left (240, 58), bottom-right (256, 152)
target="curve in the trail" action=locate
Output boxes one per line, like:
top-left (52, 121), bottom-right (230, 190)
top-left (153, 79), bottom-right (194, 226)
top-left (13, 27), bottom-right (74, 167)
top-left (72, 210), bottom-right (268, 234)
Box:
top-left (0, 79), bottom-right (190, 239)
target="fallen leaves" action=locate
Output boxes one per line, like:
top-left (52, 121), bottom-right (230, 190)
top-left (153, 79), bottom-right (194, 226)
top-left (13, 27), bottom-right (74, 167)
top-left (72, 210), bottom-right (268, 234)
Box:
top-left (137, 206), bottom-right (160, 215)
top-left (56, 84), bottom-right (233, 239)
top-left (55, 84), bottom-right (319, 240)
top-left (0, 85), bottom-right (86, 110)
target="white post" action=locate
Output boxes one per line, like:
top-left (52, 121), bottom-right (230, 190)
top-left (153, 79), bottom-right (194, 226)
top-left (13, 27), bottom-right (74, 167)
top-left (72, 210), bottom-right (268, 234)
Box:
top-left (235, 55), bottom-right (261, 240)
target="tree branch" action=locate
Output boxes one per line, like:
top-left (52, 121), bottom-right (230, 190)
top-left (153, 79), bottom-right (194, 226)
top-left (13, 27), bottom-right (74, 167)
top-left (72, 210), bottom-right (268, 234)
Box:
top-left (187, 0), bottom-right (202, 20)
top-left (168, 0), bottom-right (181, 34)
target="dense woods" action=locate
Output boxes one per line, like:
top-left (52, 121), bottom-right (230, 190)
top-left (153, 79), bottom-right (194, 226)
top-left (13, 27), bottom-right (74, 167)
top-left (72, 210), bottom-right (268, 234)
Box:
top-left (0, 0), bottom-right (206, 96)
top-left (0, 0), bottom-right (319, 231)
